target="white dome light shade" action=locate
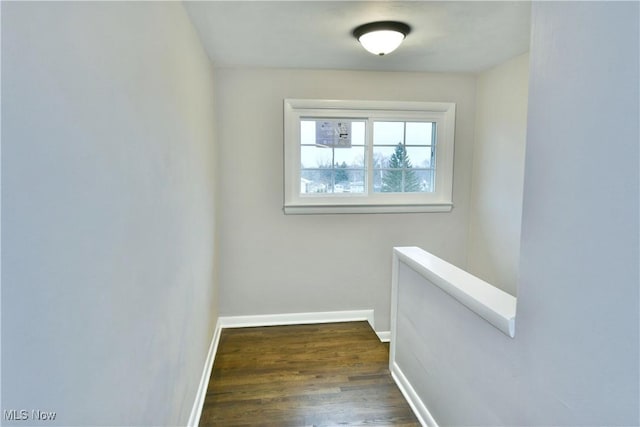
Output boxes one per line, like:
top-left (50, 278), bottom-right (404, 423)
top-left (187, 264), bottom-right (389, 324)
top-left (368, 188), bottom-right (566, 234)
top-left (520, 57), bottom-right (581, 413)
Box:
top-left (358, 30), bottom-right (406, 56)
top-left (352, 21), bottom-right (411, 56)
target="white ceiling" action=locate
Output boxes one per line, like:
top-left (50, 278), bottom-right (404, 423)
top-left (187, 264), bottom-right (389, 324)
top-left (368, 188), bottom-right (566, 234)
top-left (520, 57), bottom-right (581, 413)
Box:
top-left (184, 1), bottom-right (531, 73)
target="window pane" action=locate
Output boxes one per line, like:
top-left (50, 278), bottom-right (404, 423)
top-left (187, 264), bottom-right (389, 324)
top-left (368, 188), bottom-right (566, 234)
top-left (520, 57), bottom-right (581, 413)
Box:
top-left (351, 122), bottom-right (366, 145)
top-left (376, 169), bottom-right (405, 193)
top-left (373, 146), bottom-right (396, 168)
top-left (406, 146), bottom-right (433, 168)
top-left (406, 122), bottom-right (433, 145)
top-left (372, 168), bottom-right (384, 192)
top-left (334, 146), bottom-right (365, 167)
top-left (374, 122), bottom-right (404, 145)
top-left (401, 169), bottom-right (427, 192)
top-left (301, 121), bottom-right (316, 145)
top-left (414, 169), bottom-right (435, 193)
top-left (335, 170), bottom-right (365, 194)
top-left (301, 168), bottom-right (366, 194)
top-left (346, 170), bottom-right (365, 194)
top-left (373, 169), bottom-right (433, 193)
top-left (301, 146), bottom-right (332, 168)
top-left (374, 145), bottom-right (429, 168)
top-left (301, 169), bottom-right (333, 194)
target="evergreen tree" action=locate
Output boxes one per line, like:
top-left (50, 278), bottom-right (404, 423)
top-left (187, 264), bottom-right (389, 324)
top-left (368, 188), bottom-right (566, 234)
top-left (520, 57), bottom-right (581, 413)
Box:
top-left (382, 143), bottom-right (420, 192)
top-left (314, 160), bottom-right (332, 185)
top-left (335, 161), bottom-right (349, 183)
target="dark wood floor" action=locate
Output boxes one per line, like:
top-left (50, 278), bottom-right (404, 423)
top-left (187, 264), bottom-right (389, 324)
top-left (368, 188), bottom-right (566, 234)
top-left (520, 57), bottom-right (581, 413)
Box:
top-left (199, 321), bottom-right (420, 427)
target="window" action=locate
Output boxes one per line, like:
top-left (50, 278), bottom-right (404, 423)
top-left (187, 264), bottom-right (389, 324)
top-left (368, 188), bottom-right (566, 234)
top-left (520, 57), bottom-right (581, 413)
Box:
top-left (284, 99), bottom-right (456, 214)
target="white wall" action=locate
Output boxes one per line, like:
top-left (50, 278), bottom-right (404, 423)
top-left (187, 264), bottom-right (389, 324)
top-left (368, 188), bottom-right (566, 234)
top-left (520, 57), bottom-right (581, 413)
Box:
top-left (468, 53), bottom-right (529, 295)
top-left (516, 1), bottom-right (638, 423)
top-left (215, 68), bottom-right (477, 332)
top-left (391, 2), bottom-right (639, 425)
top-left (2, 2), bottom-right (218, 425)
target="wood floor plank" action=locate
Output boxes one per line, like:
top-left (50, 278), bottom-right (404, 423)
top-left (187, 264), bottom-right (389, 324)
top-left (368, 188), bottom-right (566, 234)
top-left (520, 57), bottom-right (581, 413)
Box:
top-left (199, 322), bottom-right (419, 427)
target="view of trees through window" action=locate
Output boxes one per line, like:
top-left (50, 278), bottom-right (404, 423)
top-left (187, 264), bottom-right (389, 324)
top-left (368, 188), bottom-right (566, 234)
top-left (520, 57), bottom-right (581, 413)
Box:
top-left (300, 120), bottom-right (434, 194)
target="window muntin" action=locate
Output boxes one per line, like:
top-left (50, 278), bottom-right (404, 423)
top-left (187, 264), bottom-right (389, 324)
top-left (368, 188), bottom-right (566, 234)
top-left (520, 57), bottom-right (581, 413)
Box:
top-left (284, 99), bottom-right (455, 214)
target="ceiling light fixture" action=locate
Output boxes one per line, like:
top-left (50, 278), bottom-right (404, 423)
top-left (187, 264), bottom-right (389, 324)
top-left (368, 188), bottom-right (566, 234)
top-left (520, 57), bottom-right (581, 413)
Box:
top-left (352, 21), bottom-right (411, 56)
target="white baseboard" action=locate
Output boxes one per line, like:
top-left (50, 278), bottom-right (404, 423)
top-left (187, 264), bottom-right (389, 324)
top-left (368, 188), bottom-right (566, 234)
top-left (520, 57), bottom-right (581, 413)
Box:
top-left (391, 361), bottom-right (439, 427)
top-left (186, 319), bottom-right (222, 427)
top-left (218, 309), bottom-right (375, 331)
top-left (376, 331), bottom-right (391, 342)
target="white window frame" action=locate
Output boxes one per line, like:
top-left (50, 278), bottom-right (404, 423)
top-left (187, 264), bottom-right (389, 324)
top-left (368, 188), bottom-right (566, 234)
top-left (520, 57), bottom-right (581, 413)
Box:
top-left (284, 99), bottom-right (456, 214)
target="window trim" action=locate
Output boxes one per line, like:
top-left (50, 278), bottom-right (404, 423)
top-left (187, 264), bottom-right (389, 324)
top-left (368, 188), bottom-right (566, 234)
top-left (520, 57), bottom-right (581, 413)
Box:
top-left (284, 99), bottom-right (456, 214)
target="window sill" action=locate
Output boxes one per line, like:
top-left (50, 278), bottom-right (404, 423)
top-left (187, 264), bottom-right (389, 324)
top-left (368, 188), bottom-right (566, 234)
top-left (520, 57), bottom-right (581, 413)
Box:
top-left (283, 203), bottom-right (453, 215)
